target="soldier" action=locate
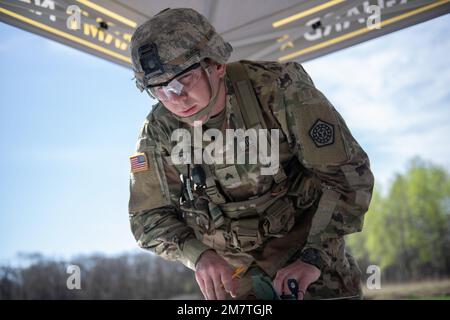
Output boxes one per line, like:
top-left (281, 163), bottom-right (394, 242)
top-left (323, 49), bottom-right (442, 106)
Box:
top-left (128, 8), bottom-right (374, 300)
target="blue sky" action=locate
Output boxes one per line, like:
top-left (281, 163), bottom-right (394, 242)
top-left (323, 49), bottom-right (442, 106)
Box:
top-left (0, 14), bottom-right (449, 264)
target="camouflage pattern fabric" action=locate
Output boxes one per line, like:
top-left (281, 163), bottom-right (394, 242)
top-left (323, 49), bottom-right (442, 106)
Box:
top-left (128, 60), bottom-right (374, 299)
top-left (131, 8), bottom-right (232, 88)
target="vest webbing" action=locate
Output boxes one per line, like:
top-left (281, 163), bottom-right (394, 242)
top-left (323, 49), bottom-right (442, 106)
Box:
top-left (226, 62), bottom-right (269, 131)
top-left (201, 62), bottom-right (290, 208)
top-left (226, 61), bottom-right (287, 184)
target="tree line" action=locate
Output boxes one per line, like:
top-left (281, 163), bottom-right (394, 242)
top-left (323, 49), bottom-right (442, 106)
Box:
top-left (347, 157), bottom-right (450, 282)
top-left (0, 252), bottom-right (201, 299)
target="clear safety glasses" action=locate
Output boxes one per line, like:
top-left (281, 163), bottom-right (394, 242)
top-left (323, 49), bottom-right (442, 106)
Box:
top-left (146, 63), bottom-right (203, 101)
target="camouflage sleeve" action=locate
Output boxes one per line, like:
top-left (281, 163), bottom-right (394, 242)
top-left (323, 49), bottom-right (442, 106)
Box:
top-left (280, 62), bottom-right (375, 268)
top-left (128, 115), bottom-right (211, 270)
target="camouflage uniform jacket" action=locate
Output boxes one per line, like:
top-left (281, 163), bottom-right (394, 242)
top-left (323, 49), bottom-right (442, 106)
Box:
top-left (128, 60), bottom-right (374, 299)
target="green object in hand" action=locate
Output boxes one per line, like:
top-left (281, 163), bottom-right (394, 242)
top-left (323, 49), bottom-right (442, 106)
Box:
top-left (252, 274), bottom-right (280, 300)
top-left (252, 275), bottom-right (299, 300)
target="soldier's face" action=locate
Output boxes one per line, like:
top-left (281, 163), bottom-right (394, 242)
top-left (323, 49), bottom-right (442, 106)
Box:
top-left (160, 63), bottom-right (226, 121)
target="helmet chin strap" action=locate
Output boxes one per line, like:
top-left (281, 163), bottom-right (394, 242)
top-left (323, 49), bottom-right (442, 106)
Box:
top-left (172, 61), bottom-right (223, 125)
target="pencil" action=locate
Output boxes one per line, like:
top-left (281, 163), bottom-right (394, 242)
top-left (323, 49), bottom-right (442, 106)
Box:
top-left (232, 266), bottom-right (245, 279)
top-left (221, 266), bottom-right (245, 289)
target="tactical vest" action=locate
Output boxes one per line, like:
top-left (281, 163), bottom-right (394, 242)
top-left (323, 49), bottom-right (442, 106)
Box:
top-left (175, 62), bottom-right (321, 275)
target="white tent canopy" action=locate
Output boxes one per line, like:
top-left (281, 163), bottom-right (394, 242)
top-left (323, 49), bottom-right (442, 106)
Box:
top-left (1, 0), bottom-right (449, 68)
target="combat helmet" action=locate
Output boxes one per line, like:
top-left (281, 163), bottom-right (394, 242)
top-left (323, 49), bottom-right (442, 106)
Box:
top-left (131, 8), bottom-right (233, 123)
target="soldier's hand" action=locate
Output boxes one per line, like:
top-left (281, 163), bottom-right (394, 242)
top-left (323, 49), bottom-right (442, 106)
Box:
top-left (195, 250), bottom-right (239, 300)
top-left (273, 260), bottom-right (321, 300)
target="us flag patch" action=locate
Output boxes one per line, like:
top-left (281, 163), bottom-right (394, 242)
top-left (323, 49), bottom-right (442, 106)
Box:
top-left (130, 152), bottom-right (149, 173)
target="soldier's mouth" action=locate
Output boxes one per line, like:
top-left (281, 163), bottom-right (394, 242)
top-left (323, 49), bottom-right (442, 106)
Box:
top-left (180, 105), bottom-right (197, 115)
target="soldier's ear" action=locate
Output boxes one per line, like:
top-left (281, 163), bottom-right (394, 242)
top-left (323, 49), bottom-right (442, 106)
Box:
top-left (205, 58), bottom-right (226, 78)
top-left (216, 63), bottom-right (226, 78)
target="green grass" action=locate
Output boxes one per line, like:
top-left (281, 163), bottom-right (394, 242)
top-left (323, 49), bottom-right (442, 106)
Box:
top-left (409, 295), bottom-right (450, 300)
top-left (363, 278), bottom-right (450, 300)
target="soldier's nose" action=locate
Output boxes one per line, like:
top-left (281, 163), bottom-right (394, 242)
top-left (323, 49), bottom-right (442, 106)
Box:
top-left (168, 90), bottom-right (188, 103)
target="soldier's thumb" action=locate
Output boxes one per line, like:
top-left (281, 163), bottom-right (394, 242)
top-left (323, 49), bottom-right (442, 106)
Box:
top-left (230, 278), bottom-right (240, 298)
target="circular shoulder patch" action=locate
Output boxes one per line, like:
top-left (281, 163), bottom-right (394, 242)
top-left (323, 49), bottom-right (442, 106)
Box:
top-left (309, 119), bottom-right (334, 147)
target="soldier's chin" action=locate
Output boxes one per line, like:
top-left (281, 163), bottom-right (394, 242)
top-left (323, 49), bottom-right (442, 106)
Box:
top-left (190, 115), bottom-right (208, 127)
